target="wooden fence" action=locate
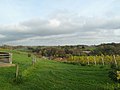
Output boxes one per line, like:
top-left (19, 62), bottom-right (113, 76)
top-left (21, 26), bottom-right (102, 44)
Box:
top-left (0, 52), bottom-right (18, 79)
top-left (0, 52), bottom-right (12, 64)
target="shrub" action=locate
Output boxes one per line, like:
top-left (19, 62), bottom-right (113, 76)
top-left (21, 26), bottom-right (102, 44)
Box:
top-left (108, 69), bottom-right (117, 82)
top-left (110, 63), bottom-right (117, 69)
top-left (28, 53), bottom-right (31, 57)
top-left (109, 63), bottom-right (120, 83)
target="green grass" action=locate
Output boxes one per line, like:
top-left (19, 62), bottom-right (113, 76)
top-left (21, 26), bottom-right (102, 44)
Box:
top-left (0, 50), bottom-right (119, 90)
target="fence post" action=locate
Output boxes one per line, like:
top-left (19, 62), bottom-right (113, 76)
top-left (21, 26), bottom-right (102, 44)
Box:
top-left (32, 57), bottom-right (34, 66)
top-left (10, 53), bottom-right (12, 64)
top-left (87, 57), bottom-right (89, 65)
top-left (101, 56), bottom-right (104, 66)
top-left (35, 56), bottom-right (37, 63)
top-left (113, 55), bottom-right (117, 67)
top-left (73, 56), bottom-right (74, 61)
top-left (16, 64), bottom-right (19, 79)
top-left (32, 56), bottom-right (36, 66)
top-left (94, 56), bottom-right (96, 66)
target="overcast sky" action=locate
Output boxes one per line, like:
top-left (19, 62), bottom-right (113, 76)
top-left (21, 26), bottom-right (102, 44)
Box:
top-left (0, 0), bottom-right (120, 46)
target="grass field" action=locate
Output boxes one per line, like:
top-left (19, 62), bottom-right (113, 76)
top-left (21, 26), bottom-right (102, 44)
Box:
top-left (0, 50), bottom-right (119, 90)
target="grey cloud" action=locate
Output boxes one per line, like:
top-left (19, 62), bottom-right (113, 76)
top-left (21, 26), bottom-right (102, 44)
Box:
top-left (0, 14), bottom-right (120, 45)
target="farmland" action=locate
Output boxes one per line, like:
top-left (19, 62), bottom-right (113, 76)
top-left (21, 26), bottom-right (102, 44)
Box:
top-left (67, 55), bottom-right (120, 66)
top-left (0, 49), bottom-right (120, 90)
top-left (0, 0), bottom-right (120, 89)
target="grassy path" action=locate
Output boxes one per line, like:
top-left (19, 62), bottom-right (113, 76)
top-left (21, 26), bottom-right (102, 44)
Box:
top-left (20, 60), bottom-right (114, 90)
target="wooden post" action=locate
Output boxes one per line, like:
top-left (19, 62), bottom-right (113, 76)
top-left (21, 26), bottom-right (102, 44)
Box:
top-left (79, 56), bottom-right (81, 63)
top-left (101, 57), bottom-right (104, 66)
top-left (34, 56), bottom-right (37, 63)
top-left (16, 64), bottom-right (19, 79)
top-left (32, 56), bottom-right (36, 66)
top-left (87, 57), bottom-right (89, 65)
top-left (113, 55), bottom-right (117, 67)
top-left (94, 56), bottom-right (96, 66)
top-left (9, 53), bottom-right (12, 64)
top-left (73, 56), bottom-right (74, 61)
top-left (32, 57), bottom-right (34, 66)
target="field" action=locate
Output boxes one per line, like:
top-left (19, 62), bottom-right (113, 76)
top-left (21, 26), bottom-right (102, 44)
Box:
top-left (0, 50), bottom-right (119, 90)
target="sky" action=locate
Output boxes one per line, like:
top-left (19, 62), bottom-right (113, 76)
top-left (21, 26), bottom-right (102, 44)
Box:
top-left (0, 0), bottom-right (120, 46)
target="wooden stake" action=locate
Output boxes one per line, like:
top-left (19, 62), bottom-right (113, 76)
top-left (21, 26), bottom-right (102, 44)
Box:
top-left (16, 64), bottom-right (19, 79)
top-left (87, 57), bottom-right (89, 65)
top-left (101, 57), bottom-right (104, 66)
top-left (34, 56), bottom-right (36, 63)
top-left (94, 56), bottom-right (96, 66)
top-left (73, 56), bottom-right (74, 61)
top-left (113, 55), bottom-right (117, 67)
top-left (32, 56), bottom-right (37, 66)
top-left (32, 57), bottom-right (35, 66)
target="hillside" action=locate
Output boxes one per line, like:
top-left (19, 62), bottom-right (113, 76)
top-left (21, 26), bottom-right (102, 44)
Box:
top-left (0, 50), bottom-right (118, 90)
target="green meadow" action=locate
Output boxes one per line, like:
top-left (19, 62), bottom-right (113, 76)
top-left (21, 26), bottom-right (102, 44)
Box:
top-left (0, 50), bottom-right (119, 90)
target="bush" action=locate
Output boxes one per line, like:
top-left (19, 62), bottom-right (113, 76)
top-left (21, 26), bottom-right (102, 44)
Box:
top-left (109, 64), bottom-right (120, 83)
top-left (28, 53), bottom-right (31, 57)
top-left (110, 63), bottom-right (117, 69)
top-left (108, 69), bottom-right (117, 82)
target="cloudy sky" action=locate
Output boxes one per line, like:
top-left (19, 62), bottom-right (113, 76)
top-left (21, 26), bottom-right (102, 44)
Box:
top-left (0, 0), bottom-right (120, 46)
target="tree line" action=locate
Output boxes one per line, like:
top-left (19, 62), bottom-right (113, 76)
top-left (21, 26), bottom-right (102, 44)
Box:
top-left (1, 43), bottom-right (120, 59)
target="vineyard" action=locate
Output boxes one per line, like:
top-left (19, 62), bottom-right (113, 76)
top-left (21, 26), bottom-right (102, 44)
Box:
top-left (67, 55), bottom-right (120, 66)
